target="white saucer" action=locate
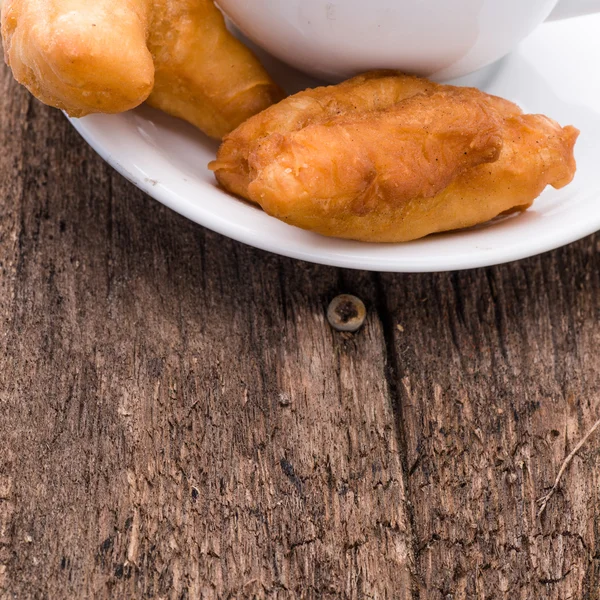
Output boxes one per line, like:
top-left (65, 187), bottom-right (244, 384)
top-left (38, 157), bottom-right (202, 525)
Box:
top-left (70, 15), bottom-right (600, 272)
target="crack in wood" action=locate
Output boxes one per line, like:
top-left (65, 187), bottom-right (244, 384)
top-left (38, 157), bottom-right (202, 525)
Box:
top-left (372, 272), bottom-right (421, 600)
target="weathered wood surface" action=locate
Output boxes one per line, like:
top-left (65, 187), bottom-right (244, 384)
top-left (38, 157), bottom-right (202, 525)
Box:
top-left (0, 61), bottom-right (599, 599)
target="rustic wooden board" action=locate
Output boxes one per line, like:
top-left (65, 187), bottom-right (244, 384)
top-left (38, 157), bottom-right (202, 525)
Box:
top-left (380, 253), bottom-right (600, 599)
top-left (1, 62), bottom-right (599, 599)
top-left (0, 66), bottom-right (414, 600)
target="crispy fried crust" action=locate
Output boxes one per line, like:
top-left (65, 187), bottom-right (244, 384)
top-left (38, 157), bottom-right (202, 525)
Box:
top-left (211, 72), bottom-right (579, 242)
top-left (1, 0), bottom-right (283, 137)
top-left (211, 72), bottom-right (443, 198)
top-left (1, 0), bottom-right (154, 115)
top-left (147, 0), bottom-right (283, 139)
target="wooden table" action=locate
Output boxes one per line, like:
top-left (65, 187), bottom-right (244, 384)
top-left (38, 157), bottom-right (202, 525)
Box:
top-left (1, 62), bottom-right (599, 600)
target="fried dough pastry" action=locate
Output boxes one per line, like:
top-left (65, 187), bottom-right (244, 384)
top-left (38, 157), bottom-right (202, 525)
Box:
top-left (147, 0), bottom-right (283, 138)
top-left (1, 0), bottom-right (283, 138)
top-left (211, 72), bottom-right (579, 242)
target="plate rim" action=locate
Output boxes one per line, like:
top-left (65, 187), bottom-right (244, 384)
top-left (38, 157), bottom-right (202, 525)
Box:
top-left (69, 116), bottom-right (600, 273)
top-left (68, 17), bottom-right (600, 273)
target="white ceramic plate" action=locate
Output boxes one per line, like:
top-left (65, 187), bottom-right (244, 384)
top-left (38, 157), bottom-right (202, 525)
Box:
top-left (70, 15), bottom-right (600, 272)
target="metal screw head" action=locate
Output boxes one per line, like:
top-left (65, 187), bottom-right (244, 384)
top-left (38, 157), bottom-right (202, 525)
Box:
top-left (327, 294), bottom-right (367, 332)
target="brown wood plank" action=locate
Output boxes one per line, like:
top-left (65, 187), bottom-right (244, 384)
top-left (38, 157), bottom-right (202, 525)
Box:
top-left (2, 56), bottom-right (600, 600)
top-left (380, 243), bottom-right (600, 599)
top-left (0, 65), bottom-right (414, 599)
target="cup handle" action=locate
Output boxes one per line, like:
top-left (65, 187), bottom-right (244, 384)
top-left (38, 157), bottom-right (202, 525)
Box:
top-left (547, 0), bottom-right (600, 20)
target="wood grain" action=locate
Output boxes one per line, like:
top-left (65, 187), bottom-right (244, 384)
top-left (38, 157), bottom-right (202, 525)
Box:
top-left (1, 61), bottom-right (599, 599)
top-left (380, 249), bottom-right (600, 599)
top-left (0, 65), bottom-right (413, 600)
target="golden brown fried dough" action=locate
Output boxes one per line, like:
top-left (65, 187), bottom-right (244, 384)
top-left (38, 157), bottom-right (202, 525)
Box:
top-left (147, 0), bottom-right (283, 139)
top-left (212, 71), bottom-right (443, 198)
top-left (211, 72), bottom-right (578, 242)
top-left (1, 0), bottom-right (283, 137)
top-left (1, 0), bottom-right (154, 115)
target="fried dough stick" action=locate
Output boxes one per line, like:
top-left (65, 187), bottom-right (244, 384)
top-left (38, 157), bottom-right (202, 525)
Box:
top-left (212, 72), bottom-right (444, 198)
top-left (211, 72), bottom-right (578, 242)
top-left (252, 110), bottom-right (577, 242)
top-left (148, 0), bottom-right (283, 138)
top-left (1, 0), bottom-right (154, 115)
top-left (1, 0), bottom-right (283, 137)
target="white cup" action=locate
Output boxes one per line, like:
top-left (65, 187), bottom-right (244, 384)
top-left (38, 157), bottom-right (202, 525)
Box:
top-left (217, 0), bottom-right (600, 81)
